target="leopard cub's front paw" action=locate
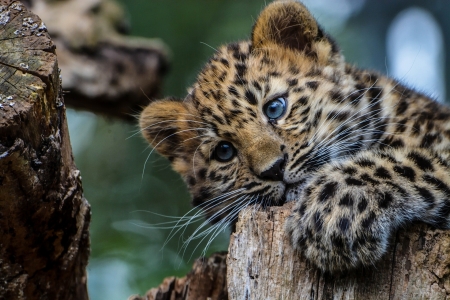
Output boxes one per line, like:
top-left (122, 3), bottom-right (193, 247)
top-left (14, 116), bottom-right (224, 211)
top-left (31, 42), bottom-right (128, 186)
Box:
top-left (285, 173), bottom-right (392, 273)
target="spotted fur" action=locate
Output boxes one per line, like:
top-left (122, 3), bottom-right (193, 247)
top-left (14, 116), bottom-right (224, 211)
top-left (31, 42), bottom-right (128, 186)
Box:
top-left (139, 0), bottom-right (450, 273)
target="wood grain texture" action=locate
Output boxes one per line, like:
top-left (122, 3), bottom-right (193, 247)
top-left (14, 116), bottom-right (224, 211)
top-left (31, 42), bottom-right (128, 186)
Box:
top-left (228, 202), bottom-right (450, 299)
top-left (0, 1), bottom-right (90, 298)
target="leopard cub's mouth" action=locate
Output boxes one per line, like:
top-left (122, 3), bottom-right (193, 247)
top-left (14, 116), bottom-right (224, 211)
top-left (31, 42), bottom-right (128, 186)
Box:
top-left (252, 180), bottom-right (306, 209)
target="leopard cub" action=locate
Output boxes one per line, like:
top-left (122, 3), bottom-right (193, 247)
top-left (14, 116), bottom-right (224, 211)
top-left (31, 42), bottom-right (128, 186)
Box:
top-left (139, 0), bottom-right (450, 273)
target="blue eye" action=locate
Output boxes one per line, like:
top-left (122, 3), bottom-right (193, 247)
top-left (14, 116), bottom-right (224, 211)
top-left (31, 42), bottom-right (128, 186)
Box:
top-left (214, 141), bottom-right (236, 162)
top-left (264, 97), bottom-right (286, 121)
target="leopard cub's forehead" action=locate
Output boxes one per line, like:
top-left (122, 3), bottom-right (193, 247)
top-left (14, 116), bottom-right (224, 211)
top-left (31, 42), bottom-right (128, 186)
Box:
top-left (189, 41), bottom-right (318, 129)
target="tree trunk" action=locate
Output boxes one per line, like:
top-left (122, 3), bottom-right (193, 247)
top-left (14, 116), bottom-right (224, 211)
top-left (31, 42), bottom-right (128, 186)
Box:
top-left (0, 1), bottom-right (90, 299)
top-left (228, 202), bottom-right (450, 299)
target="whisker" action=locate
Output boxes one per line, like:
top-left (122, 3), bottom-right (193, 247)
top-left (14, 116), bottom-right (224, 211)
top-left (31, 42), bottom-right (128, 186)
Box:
top-left (182, 195), bottom-right (253, 260)
top-left (160, 189), bottom-right (246, 250)
top-left (200, 41), bottom-right (218, 52)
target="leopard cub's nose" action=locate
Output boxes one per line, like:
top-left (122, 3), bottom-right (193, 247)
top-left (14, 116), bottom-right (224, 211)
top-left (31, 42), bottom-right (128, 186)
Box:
top-left (260, 157), bottom-right (285, 181)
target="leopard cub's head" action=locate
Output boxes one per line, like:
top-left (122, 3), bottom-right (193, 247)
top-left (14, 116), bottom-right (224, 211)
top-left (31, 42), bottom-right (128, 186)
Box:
top-left (140, 1), bottom-right (349, 223)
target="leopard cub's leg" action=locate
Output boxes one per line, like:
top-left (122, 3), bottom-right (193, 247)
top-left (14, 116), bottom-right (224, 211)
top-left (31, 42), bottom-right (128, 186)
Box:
top-left (285, 148), bottom-right (450, 273)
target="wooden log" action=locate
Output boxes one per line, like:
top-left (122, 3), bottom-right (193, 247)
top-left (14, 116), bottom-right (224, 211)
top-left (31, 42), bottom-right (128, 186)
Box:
top-left (228, 202), bottom-right (450, 299)
top-left (0, 1), bottom-right (90, 299)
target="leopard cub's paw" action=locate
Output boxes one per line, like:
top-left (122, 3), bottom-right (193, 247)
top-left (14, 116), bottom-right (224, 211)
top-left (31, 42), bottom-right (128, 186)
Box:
top-left (285, 173), bottom-right (392, 273)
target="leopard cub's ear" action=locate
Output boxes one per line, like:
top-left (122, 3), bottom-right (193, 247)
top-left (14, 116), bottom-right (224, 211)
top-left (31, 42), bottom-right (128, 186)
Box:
top-left (139, 98), bottom-right (195, 160)
top-left (252, 0), bottom-right (339, 59)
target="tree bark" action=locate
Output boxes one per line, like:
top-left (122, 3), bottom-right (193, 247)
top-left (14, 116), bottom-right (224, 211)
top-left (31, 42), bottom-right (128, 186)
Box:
top-left (26, 0), bottom-right (169, 121)
top-left (129, 252), bottom-right (228, 300)
top-left (0, 1), bottom-right (90, 299)
top-left (228, 202), bottom-right (450, 299)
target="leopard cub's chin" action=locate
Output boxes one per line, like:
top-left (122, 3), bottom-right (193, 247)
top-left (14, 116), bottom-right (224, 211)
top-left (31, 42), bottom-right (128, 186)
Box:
top-left (284, 181), bottom-right (308, 203)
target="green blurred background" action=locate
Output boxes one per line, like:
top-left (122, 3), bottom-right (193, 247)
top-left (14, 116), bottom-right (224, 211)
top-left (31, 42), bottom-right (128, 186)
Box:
top-left (65, 1), bottom-right (450, 299)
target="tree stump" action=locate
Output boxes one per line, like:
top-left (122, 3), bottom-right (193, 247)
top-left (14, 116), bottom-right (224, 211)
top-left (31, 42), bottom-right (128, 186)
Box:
top-left (228, 202), bottom-right (450, 299)
top-left (0, 1), bottom-right (90, 299)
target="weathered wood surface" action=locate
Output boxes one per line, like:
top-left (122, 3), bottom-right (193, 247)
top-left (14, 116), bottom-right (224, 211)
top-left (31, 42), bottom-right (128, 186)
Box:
top-left (0, 1), bottom-right (90, 299)
top-left (131, 200), bottom-right (450, 300)
top-left (135, 200), bottom-right (450, 300)
top-left (228, 202), bottom-right (450, 299)
top-left (26, 0), bottom-right (169, 121)
top-left (129, 252), bottom-right (228, 300)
